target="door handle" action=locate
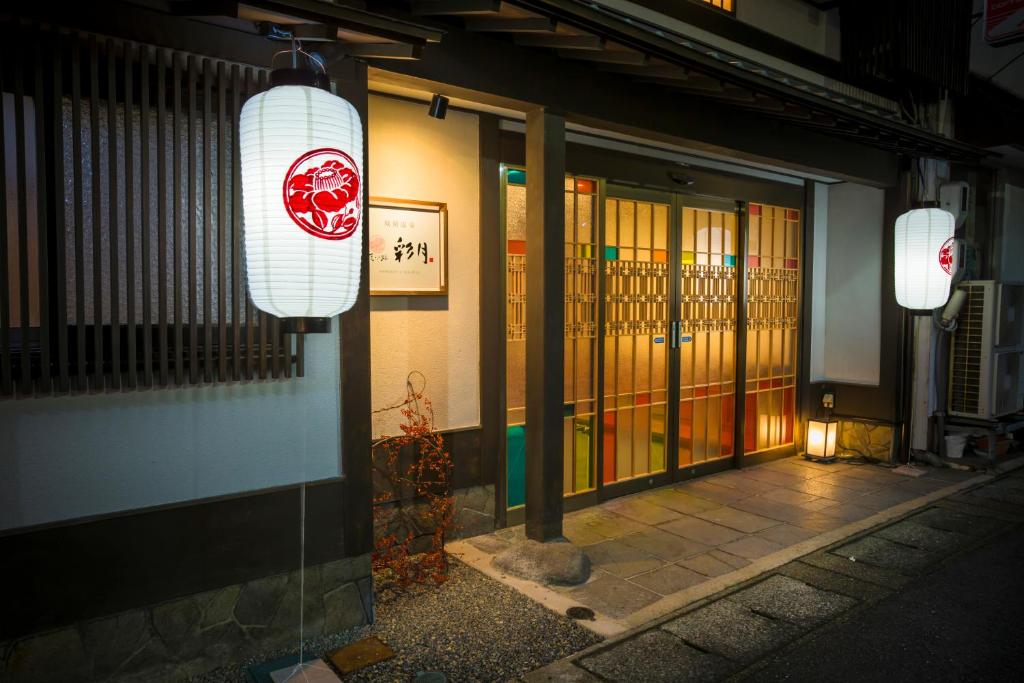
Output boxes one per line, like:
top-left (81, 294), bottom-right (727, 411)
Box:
top-left (669, 320), bottom-right (681, 349)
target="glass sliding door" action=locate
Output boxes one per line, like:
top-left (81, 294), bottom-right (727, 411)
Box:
top-left (502, 168), bottom-right (598, 511)
top-left (678, 205), bottom-right (739, 467)
top-left (602, 195), bottom-right (670, 484)
top-left (744, 203), bottom-right (800, 455)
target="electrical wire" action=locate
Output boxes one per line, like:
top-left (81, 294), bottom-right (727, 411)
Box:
top-left (987, 49), bottom-right (1024, 82)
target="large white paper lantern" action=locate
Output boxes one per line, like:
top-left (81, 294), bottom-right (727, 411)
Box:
top-left (894, 208), bottom-right (955, 309)
top-left (239, 82), bottom-right (363, 322)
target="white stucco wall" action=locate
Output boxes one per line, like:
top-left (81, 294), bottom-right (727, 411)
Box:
top-left (0, 331), bottom-right (341, 531)
top-left (367, 95), bottom-right (481, 437)
top-left (810, 181), bottom-right (884, 386)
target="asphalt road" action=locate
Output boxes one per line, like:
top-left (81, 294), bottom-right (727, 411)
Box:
top-left (744, 523), bottom-right (1024, 682)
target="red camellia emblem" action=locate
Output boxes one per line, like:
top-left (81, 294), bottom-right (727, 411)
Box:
top-left (938, 236), bottom-right (955, 275)
top-left (282, 148), bottom-right (361, 240)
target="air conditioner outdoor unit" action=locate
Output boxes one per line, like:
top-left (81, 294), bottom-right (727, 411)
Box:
top-left (948, 281), bottom-right (1024, 419)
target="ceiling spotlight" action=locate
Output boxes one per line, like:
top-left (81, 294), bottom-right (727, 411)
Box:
top-left (428, 94), bottom-right (449, 119)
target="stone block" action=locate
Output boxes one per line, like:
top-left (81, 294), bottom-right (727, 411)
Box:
top-left (79, 609), bottom-right (151, 678)
top-left (199, 585), bottom-right (242, 630)
top-left (323, 582), bottom-right (369, 634)
top-left (492, 539), bottom-right (592, 585)
top-left (235, 573), bottom-right (288, 627)
top-left (523, 659), bottom-right (602, 682)
top-left (151, 596), bottom-right (204, 659)
top-left (800, 550), bottom-right (910, 589)
top-left (580, 630), bottom-right (734, 682)
top-left (777, 562), bottom-right (891, 602)
top-left (833, 536), bottom-right (935, 574)
top-left (662, 599), bottom-right (799, 663)
top-left (567, 572), bottom-right (660, 619)
top-left (875, 520), bottom-right (968, 554)
top-left (6, 627), bottom-right (91, 683)
top-left (321, 554), bottom-right (372, 590)
top-left (453, 507), bottom-right (495, 539)
top-left (728, 575), bottom-right (856, 627)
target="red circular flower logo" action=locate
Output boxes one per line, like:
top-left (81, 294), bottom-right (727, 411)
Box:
top-left (282, 148), bottom-right (361, 240)
top-left (938, 236), bottom-right (955, 275)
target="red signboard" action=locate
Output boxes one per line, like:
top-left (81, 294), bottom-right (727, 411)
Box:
top-left (985, 0), bottom-right (1024, 45)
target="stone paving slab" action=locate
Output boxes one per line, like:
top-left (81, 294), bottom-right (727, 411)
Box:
top-left (799, 549), bottom-right (912, 589)
top-left (523, 658), bottom-right (602, 682)
top-left (604, 497), bottom-right (684, 526)
top-left (874, 520), bottom-right (969, 553)
top-left (618, 528), bottom-right (711, 562)
top-left (694, 506), bottom-right (782, 534)
top-left (678, 553), bottom-right (745, 578)
top-left (717, 536), bottom-right (785, 560)
top-left (754, 523), bottom-right (820, 546)
top-left (579, 630), bottom-right (734, 683)
top-left (661, 599), bottom-right (800, 664)
top-left (630, 564), bottom-right (708, 596)
top-left (586, 539), bottom-right (665, 578)
top-left (639, 488), bottom-right (723, 515)
top-left (567, 572), bottom-right (661, 619)
top-left (776, 561), bottom-right (892, 603)
top-left (658, 516), bottom-right (748, 546)
top-left (910, 506), bottom-right (1010, 535)
top-left (832, 536), bottom-right (936, 573)
top-left (727, 575), bottom-right (857, 627)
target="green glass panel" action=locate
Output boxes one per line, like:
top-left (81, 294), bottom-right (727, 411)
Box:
top-left (507, 168), bottom-right (526, 185)
top-left (604, 245), bottom-right (618, 261)
top-left (507, 425), bottom-right (526, 508)
top-left (574, 416), bottom-right (593, 492)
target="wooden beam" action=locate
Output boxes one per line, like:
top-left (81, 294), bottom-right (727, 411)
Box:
top-left (524, 108), bottom-right (565, 543)
top-left (515, 33), bottom-right (605, 50)
top-left (559, 48), bottom-right (647, 65)
top-left (337, 42), bottom-right (423, 59)
top-left (464, 17), bottom-right (556, 32)
top-left (169, 0), bottom-right (238, 16)
top-left (411, 0), bottom-right (502, 14)
top-left (600, 63), bottom-right (688, 79)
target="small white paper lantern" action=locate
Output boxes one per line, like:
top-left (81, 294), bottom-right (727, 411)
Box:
top-left (239, 83), bottom-right (363, 321)
top-left (894, 208), bottom-right (955, 310)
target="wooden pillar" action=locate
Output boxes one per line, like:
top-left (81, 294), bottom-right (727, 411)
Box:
top-left (525, 108), bottom-right (565, 542)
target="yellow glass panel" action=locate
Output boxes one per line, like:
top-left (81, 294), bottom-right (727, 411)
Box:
top-left (683, 208), bottom-right (695, 252)
top-left (681, 335), bottom-right (694, 389)
top-left (619, 202), bottom-right (635, 247)
top-left (759, 329), bottom-right (771, 378)
top-left (578, 195), bottom-right (594, 244)
top-left (746, 333), bottom-right (757, 378)
top-left (724, 212), bottom-right (736, 255)
top-left (650, 404), bottom-right (666, 472)
top-left (564, 191), bottom-right (575, 242)
top-left (694, 332), bottom-right (708, 386)
top-left (605, 199), bottom-right (618, 246)
top-left (711, 218), bottom-right (723, 254)
top-left (564, 342), bottom-right (574, 399)
top-left (563, 418), bottom-right (574, 494)
top-left (748, 214), bottom-right (760, 256)
top-left (578, 338), bottom-right (594, 400)
top-left (617, 409), bottom-right (632, 479)
top-left (637, 202), bottom-right (652, 248)
top-left (786, 218), bottom-right (798, 259)
top-left (604, 336), bottom-right (616, 400)
top-left (722, 329), bottom-right (734, 381)
top-left (693, 398), bottom-right (707, 463)
top-left (635, 335), bottom-right (650, 392)
top-left (696, 210), bottom-right (709, 254)
top-left (654, 204), bottom-right (669, 249)
top-left (507, 184), bottom-right (527, 241)
top-left (773, 213), bottom-right (786, 260)
top-left (760, 214), bottom-right (773, 258)
top-left (707, 396), bottom-right (721, 458)
top-left (652, 340), bottom-right (667, 391)
top-left (617, 338), bottom-right (633, 401)
top-left (709, 330), bottom-right (721, 384)
top-left (771, 328), bottom-right (783, 377)
top-left (564, 176), bottom-right (574, 191)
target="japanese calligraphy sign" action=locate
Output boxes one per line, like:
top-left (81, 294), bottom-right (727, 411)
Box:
top-left (368, 198), bottom-right (448, 295)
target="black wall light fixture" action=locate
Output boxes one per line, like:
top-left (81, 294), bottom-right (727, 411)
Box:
top-left (428, 94), bottom-right (449, 119)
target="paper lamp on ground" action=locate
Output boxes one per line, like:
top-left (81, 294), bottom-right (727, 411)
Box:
top-left (894, 208), bottom-right (955, 310)
top-left (805, 418), bottom-right (838, 462)
top-left (239, 70), bottom-right (363, 332)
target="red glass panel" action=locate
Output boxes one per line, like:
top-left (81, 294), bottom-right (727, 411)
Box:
top-left (785, 258), bottom-right (798, 269)
top-left (748, 255), bottom-right (760, 268)
top-left (783, 387), bottom-right (795, 444)
top-left (695, 386), bottom-right (708, 398)
top-left (678, 400), bottom-right (693, 466)
top-left (786, 208), bottom-right (799, 220)
top-left (749, 204), bottom-right (762, 216)
top-left (603, 411), bottom-right (617, 484)
top-left (759, 379), bottom-right (771, 391)
top-left (508, 239), bottom-right (526, 255)
top-left (636, 392), bottom-right (651, 406)
top-left (721, 394), bottom-right (734, 456)
top-left (653, 249), bottom-right (668, 263)
top-left (771, 377), bottom-right (783, 388)
top-left (708, 384), bottom-right (721, 396)
top-left (576, 178), bottom-right (597, 194)
top-left (744, 392), bottom-right (757, 452)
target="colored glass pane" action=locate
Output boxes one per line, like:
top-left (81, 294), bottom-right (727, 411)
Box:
top-left (604, 246), bottom-right (618, 260)
top-left (724, 254), bottom-right (736, 267)
top-left (603, 411), bottom-right (617, 484)
top-left (785, 258), bottom-right (798, 269)
top-left (749, 203), bottom-right (761, 216)
top-left (747, 255), bottom-right (760, 268)
top-left (682, 250), bottom-right (696, 265)
top-left (721, 394), bottom-right (734, 456)
top-left (563, 403), bottom-right (574, 417)
top-left (507, 168), bottom-right (526, 185)
top-left (678, 400), bottom-right (693, 466)
top-left (507, 239), bottom-right (526, 255)
top-left (744, 393), bottom-right (757, 452)
top-left (636, 392), bottom-right (651, 406)
top-left (574, 416), bottom-right (592, 491)
top-left (506, 425), bottom-right (526, 507)
top-left (653, 249), bottom-right (668, 263)
top-left (576, 178), bottom-right (597, 194)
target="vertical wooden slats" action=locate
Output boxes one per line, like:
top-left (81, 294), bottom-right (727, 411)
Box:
top-left (244, 67), bottom-right (256, 381)
top-left (89, 36), bottom-right (104, 390)
top-left (34, 36), bottom-right (52, 394)
top-left (0, 48), bottom-right (10, 396)
top-left (107, 39), bottom-right (121, 390)
top-left (230, 64), bottom-right (242, 381)
top-left (257, 68), bottom-right (269, 381)
top-left (14, 42), bottom-right (32, 395)
top-left (173, 52), bottom-right (184, 386)
top-left (202, 58), bottom-right (213, 383)
top-left (124, 42), bottom-right (137, 389)
top-left (0, 28), bottom-right (303, 399)
top-left (72, 35), bottom-right (87, 391)
top-left (53, 33), bottom-right (70, 392)
top-left (188, 55), bottom-right (199, 384)
top-left (156, 48), bottom-right (169, 386)
top-left (217, 60), bottom-right (227, 382)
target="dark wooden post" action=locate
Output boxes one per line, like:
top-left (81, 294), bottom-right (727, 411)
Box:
top-left (525, 108), bottom-right (565, 542)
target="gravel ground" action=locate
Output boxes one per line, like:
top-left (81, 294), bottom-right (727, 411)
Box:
top-left (192, 558), bottom-right (602, 682)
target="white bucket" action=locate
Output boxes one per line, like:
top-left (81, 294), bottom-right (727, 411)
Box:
top-left (945, 434), bottom-right (968, 459)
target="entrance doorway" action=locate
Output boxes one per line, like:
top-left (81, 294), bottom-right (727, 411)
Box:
top-left (501, 168), bottom-right (801, 516)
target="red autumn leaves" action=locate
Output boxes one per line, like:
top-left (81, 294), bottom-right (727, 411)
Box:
top-left (285, 158), bottom-right (360, 237)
